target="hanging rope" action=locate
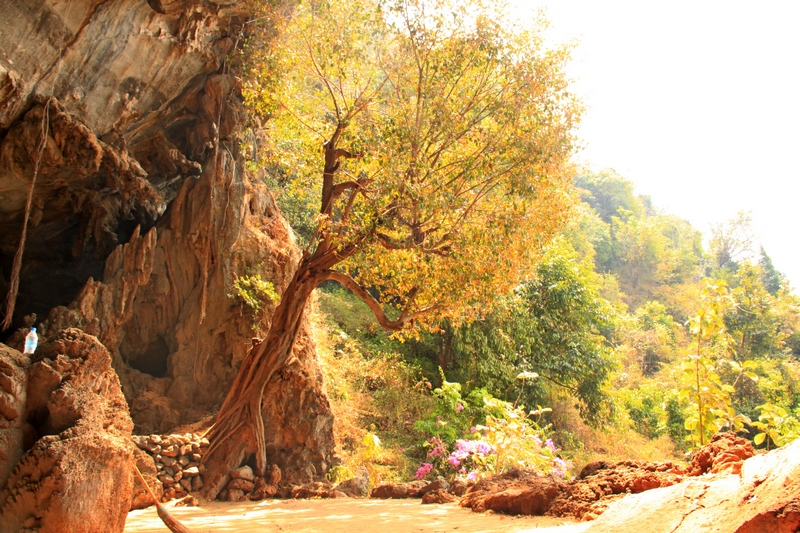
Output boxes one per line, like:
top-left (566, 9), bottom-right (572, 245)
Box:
top-left (2, 98), bottom-right (52, 331)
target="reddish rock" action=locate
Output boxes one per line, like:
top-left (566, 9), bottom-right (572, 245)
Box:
top-left (227, 478), bottom-right (255, 492)
top-left (0, 331), bottom-right (135, 533)
top-left (461, 470), bottom-right (563, 515)
top-left (547, 460), bottom-right (685, 520)
top-left (419, 478), bottom-right (450, 496)
top-left (688, 432), bottom-right (755, 476)
top-left (0, 346), bottom-right (30, 493)
top-left (230, 465), bottom-right (255, 481)
top-left (371, 481), bottom-right (427, 499)
top-left (291, 481), bottom-right (347, 499)
top-left (174, 495), bottom-right (200, 507)
top-left (0, 0), bottom-right (336, 498)
top-left (336, 470), bottom-right (369, 498)
top-left (580, 438), bottom-right (800, 532)
top-left (422, 489), bottom-right (457, 504)
top-left (448, 479), bottom-right (473, 497)
top-left (131, 447), bottom-right (162, 510)
top-left (250, 483), bottom-right (278, 500)
top-left (225, 489), bottom-right (246, 502)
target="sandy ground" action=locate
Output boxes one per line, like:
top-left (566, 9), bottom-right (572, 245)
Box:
top-left (124, 499), bottom-right (591, 533)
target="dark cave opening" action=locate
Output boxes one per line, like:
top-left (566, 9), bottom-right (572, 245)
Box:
top-left (128, 336), bottom-right (170, 378)
top-left (0, 217), bottom-right (105, 343)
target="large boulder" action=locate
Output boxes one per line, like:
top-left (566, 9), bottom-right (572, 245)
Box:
top-left (0, 329), bottom-right (135, 533)
top-left (0, 345), bottom-right (31, 493)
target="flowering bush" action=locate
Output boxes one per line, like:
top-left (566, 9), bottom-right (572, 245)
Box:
top-left (412, 378), bottom-right (571, 482)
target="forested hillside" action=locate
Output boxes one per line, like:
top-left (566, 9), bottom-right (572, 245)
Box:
top-left (301, 168), bottom-right (800, 480)
top-left (226, 0), bottom-right (800, 483)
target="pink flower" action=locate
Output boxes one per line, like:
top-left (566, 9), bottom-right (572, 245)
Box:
top-left (415, 463), bottom-right (433, 480)
top-left (427, 437), bottom-right (446, 458)
top-left (456, 402), bottom-right (465, 411)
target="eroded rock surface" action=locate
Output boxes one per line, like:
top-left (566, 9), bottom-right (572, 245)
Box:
top-left (0, 329), bottom-right (135, 533)
top-left (583, 437), bottom-right (800, 533)
top-left (1, 0), bottom-right (335, 499)
top-left (0, 345), bottom-right (31, 493)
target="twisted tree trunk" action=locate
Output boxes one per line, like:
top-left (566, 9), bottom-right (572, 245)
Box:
top-left (201, 255), bottom-right (322, 498)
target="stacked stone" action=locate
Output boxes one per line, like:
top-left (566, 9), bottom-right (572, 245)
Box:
top-left (218, 465), bottom-right (279, 502)
top-left (132, 433), bottom-right (208, 502)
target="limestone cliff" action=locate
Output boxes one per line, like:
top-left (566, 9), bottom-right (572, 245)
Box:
top-left (0, 0), bottom-right (335, 498)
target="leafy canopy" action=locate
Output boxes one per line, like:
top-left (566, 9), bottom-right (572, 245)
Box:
top-left (248, 0), bottom-right (582, 330)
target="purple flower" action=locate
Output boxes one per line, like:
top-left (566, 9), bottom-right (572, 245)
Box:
top-left (552, 457), bottom-right (569, 478)
top-left (545, 438), bottom-right (557, 453)
top-left (415, 463), bottom-right (433, 480)
top-left (466, 471), bottom-right (478, 482)
top-left (447, 455), bottom-right (461, 468)
top-left (454, 439), bottom-right (494, 457)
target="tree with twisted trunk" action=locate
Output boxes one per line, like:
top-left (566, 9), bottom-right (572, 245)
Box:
top-left (202, 0), bottom-right (582, 497)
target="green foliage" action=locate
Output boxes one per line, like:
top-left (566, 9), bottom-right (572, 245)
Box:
top-left (326, 465), bottom-right (355, 483)
top-left (680, 280), bottom-right (752, 448)
top-left (228, 273), bottom-right (280, 312)
top-left (452, 240), bottom-right (616, 422)
top-left (725, 263), bottom-right (789, 361)
top-left (475, 399), bottom-right (567, 478)
top-left (412, 372), bottom-right (487, 446)
top-left (758, 247), bottom-right (784, 296)
top-left (575, 169), bottom-right (643, 224)
top-left (574, 171), bottom-right (703, 309)
top-left (618, 301), bottom-right (678, 376)
top-left (620, 384), bottom-right (668, 439)
top-left (751, 403), bottom-right (800, 450)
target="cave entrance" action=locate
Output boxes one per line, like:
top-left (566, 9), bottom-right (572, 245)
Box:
top-left (128, 336), bottom-right (170, 377)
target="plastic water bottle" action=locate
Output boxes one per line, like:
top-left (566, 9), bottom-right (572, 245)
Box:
top-left (23, 327), bottom-right (38, 354)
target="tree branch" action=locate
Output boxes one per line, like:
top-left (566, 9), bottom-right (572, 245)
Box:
top-left (375, 232), bottom-right (451, 256)
top-left (319, 270), bottom-right (419, 332)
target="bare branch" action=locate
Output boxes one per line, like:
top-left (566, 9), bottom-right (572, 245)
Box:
top-left (319, 270), bottom-right (420, 331)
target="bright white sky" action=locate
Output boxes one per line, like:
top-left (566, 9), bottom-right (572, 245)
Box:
top-left (511, 0), bottom-right (800, 287)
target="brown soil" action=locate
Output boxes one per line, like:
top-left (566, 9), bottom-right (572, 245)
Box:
top-left (124, 499), bottom-right (587, 533)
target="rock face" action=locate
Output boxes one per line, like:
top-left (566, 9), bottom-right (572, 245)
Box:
top-left (0, 345), bottom-right (31, 494)
top-left (0, 329), bottom-right (135, 533)
top-left (0, 0), bottom-right (335, 500)
top-left (582, 437), bottom-right (800, 533)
